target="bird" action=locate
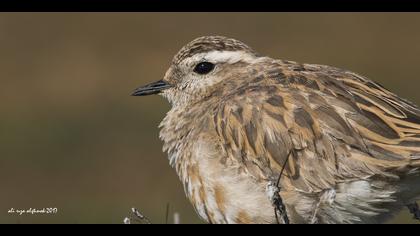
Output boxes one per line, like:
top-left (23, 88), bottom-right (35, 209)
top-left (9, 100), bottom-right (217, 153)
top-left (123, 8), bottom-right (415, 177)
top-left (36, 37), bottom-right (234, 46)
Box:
top-left (132, 36), bottom-right (420, 224)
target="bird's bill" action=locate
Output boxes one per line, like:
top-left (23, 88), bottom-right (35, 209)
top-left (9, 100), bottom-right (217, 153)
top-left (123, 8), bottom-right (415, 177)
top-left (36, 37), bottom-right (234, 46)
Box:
top-left (131, 80), bottom-right (172, 96)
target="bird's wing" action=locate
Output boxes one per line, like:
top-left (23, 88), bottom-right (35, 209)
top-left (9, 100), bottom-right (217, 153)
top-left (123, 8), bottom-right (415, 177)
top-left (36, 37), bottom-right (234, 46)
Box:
top-left (213, 61), bottom-right (420, 193)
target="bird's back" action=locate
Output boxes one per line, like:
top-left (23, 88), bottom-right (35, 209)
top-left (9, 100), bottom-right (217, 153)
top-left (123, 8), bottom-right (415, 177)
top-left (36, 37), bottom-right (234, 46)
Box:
top-left (276, 60), bottom-right (420, 170)
top-left (215, 58), bottom-right (420, 174)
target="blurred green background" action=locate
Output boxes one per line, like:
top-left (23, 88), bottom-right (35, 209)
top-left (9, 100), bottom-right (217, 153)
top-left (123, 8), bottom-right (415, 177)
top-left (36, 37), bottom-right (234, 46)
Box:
top-left (1, 13), bottom-right (420, 224)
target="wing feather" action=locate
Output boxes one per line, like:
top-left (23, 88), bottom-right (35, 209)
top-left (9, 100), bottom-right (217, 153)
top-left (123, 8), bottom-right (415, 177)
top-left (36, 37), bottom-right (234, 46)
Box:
top-left (213, 61), bottom-right (420, 194)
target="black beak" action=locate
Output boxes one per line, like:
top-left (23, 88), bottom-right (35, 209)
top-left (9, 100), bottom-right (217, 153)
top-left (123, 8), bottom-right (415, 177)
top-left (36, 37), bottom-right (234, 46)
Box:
top-left (131, 80), bottom-right (172, 96)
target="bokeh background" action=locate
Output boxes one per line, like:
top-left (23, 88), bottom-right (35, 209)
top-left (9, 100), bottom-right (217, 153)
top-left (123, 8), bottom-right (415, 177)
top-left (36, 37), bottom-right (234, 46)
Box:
top-left (1, 13), bottom-right (420, 224)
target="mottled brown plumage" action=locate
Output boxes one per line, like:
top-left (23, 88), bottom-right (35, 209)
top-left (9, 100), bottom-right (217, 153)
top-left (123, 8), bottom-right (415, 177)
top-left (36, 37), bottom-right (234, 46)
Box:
top-left (133, 36), bottom-right (420, 224)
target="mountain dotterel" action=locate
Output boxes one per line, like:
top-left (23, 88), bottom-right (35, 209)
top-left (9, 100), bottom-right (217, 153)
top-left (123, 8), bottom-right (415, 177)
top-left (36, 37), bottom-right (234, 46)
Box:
top-left (132, 36), bottom-right (420, 224)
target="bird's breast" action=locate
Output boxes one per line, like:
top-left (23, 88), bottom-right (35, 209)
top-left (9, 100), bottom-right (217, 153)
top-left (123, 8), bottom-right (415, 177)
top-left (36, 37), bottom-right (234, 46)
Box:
top-left (160, 106), bottom-right (276, 223)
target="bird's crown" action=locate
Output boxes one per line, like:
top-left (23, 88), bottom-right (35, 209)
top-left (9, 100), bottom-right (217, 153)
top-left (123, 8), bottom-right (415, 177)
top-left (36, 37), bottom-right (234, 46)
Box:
top-left (172, 36), bottom-right (259, 65)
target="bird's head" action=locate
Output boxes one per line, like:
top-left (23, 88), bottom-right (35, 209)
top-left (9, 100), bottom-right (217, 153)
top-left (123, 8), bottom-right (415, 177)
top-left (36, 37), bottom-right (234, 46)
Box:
top-left (131, 36), bottom-right (261, 106)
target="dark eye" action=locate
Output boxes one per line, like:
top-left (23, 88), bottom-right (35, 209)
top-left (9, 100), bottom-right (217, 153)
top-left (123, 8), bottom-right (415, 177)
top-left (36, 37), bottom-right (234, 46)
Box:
top-left (193, 62), bottom-right (215, 75)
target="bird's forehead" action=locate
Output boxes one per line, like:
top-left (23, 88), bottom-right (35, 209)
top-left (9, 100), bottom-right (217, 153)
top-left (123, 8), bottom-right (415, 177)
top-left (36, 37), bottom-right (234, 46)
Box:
top-left (172, 36), bottom-right (257, 64)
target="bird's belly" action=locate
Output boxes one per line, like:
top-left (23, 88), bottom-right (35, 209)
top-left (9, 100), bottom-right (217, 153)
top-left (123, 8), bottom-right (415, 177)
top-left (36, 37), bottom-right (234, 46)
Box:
top-left (187, 165), bottom-right (276, 224)
top-left (183, 138), bottom-right (276, 224)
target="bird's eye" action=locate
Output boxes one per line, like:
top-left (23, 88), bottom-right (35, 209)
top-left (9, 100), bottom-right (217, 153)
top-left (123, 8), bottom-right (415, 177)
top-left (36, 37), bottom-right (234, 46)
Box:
top-left (193, 62), bottom-right (215, 75)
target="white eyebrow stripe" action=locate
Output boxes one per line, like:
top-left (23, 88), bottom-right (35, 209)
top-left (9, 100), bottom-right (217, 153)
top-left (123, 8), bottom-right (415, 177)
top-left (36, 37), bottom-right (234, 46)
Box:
top-left (186, 50), bottom-right (256, 65)
top-left (204, 51), bottom-right (256, 63)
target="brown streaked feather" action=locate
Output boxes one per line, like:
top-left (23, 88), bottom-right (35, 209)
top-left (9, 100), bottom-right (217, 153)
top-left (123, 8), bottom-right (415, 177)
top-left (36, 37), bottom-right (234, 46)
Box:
top-left (213, 60), bottom-right (420, 194)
